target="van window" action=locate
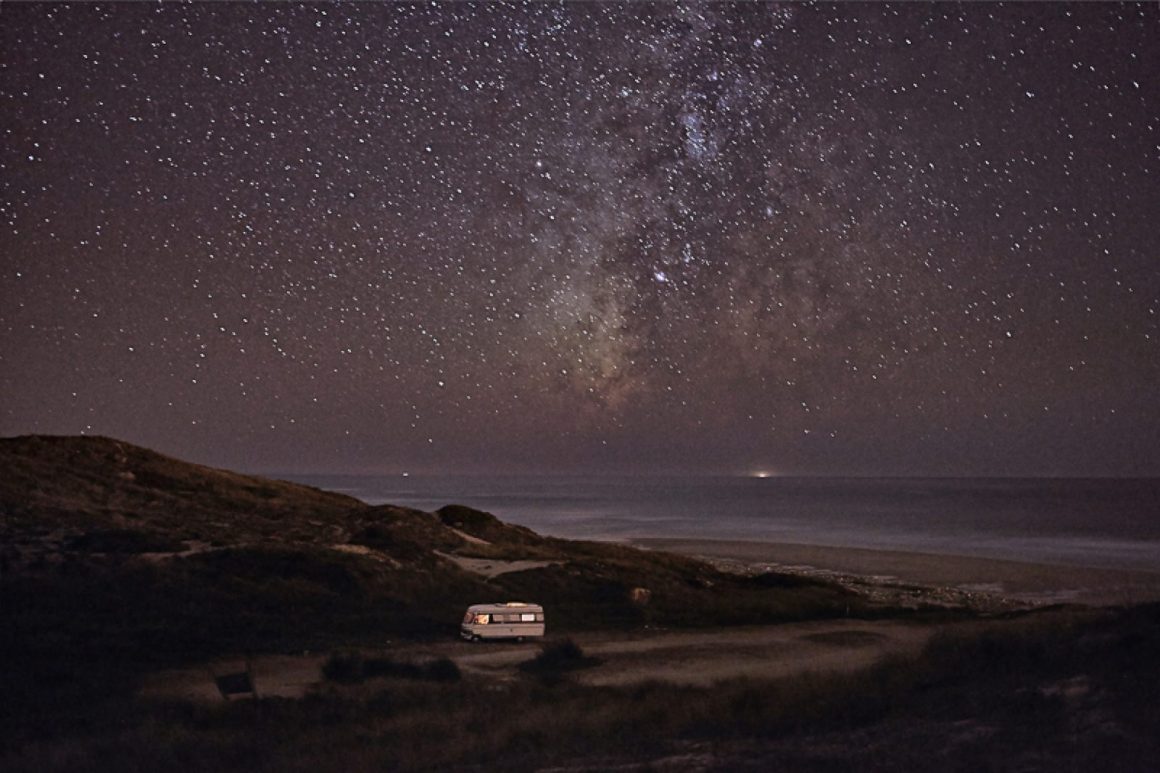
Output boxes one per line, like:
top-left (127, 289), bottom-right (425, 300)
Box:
top-left (474, 613), bottom-right (490, 625)
top-left (520, 613), bottom-right (536, 622)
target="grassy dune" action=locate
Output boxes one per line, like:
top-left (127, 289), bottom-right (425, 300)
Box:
top-left (1, 435), bottom-right (874, 764)
top-left (1, 436), bottom-right (868, 649)
top-left (5, 435), bottom-right (1155, 770)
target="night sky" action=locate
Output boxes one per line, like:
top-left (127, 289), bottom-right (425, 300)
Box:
top-left (2, 3), bottom-right (1158, 477)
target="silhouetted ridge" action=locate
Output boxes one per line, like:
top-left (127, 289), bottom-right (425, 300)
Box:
top-left (1, 434), bottom-right (865, 660)
top-left (437, 503), bottom-right (542, 544)
top-left (0, 434), bottom-right (363, 540)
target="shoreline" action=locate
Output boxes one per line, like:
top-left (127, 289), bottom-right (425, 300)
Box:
top-left (631, 537), bottom-right (1160, 608)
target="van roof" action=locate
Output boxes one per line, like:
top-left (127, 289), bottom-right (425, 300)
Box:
top-left (466, 602), bottom-right (541, 611)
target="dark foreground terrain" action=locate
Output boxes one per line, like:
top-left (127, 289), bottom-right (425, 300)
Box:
top-left (2, 435), bottom-right (1158, 770)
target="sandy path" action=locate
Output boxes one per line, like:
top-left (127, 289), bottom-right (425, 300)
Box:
top-left (570, 620), bottom-right (933, 687)
top-left (140, 619), bottom-right (939, 701)
top-left (443, 620), bottom-right (934, 688)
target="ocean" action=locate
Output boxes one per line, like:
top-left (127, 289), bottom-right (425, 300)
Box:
top-left (283, 474), bottom-right (1160, 573)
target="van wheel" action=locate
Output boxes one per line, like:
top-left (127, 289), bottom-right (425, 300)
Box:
top-left (516, 636), bottom-right (525, 643)
top-left (471, 634), bottom-right (481, 642)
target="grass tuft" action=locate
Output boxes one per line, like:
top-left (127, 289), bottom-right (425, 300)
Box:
top-left (519, 638), bottom-right (601, 681)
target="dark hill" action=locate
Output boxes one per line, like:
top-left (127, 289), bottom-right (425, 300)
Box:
top-left (1, 434), bottom-right (363, 543)
top-left (0, 435), bottom-right (866, 665)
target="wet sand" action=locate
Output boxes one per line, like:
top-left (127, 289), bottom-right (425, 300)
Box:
top-left (632, 538), bottom-right (1160, 607)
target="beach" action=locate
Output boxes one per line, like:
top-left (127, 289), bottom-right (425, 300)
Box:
top-left (310, 474), bottom-right (1160, 577)
top-left (633, 538), bottom-right (1160, 608)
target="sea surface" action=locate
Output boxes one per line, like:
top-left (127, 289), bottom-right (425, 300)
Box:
top-left (283, 474), bottom-right (1160, 573)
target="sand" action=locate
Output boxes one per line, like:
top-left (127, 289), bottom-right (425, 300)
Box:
top-left (632, 538), bottom-right (1160, 607)
top-left (142, 619), bottom-right (946, 699)
top-left (139, 538), bottom-right (1160, 702)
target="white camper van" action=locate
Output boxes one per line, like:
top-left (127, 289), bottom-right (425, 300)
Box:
top-left (460, 602), bottom-right (545, 642)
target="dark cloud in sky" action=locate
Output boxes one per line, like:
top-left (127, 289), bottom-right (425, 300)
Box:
top-left (2, 3), bottom-right (1158, 476)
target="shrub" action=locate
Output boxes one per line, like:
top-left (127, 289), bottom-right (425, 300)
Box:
top-left (322, 651), bottom-right (365, 684)
top-left (519, 638), bottom-right (599, 678)
top-left (424, 657), bottom-right (462, 683)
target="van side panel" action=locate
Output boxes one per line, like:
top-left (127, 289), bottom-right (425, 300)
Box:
top-left (460, 603), bottom-right (545, 640)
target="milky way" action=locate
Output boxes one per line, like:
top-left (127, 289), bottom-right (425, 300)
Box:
top-left (2, 3), bottom-right (1158, 476)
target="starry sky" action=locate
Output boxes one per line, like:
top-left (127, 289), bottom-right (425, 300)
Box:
top-left (2, 2), bottom-right (1158, 477)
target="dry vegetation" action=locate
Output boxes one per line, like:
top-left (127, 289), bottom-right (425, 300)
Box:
top-left (4, 607), bottom-right (1158, 771)
top-left (1, 436), bottom-right (870, 655)
top-left (3, 435), bottom-right (1157, 771)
